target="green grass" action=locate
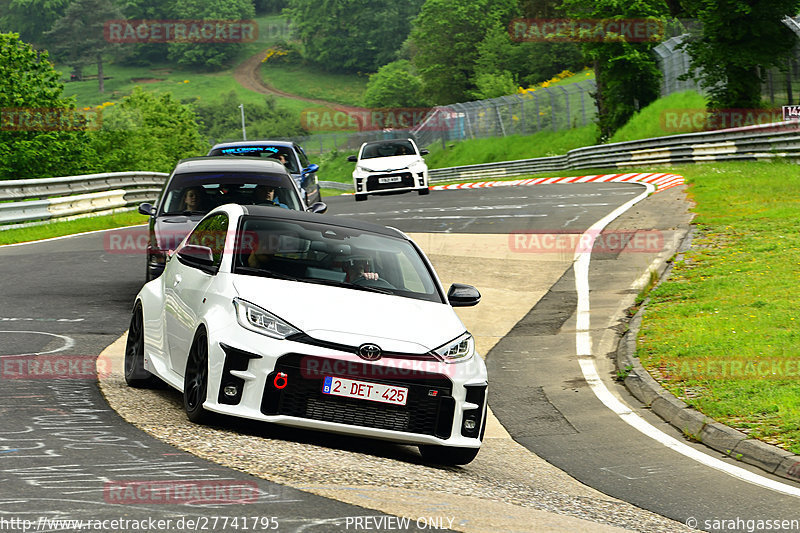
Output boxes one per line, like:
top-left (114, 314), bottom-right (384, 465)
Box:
top-left (0, 210), bottom-right (148, 245)
top-left (609, 90), bottom-right (708, 143)
top-left (634, 160), bottom-right (800, 453)
top-left (260, 62), bottom-right (368, 107)
top-left (56, 14), bottom-right (339, 125)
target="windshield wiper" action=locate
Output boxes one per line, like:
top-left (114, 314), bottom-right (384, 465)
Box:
top-left (161, 210), bottom-right (206, 216)
top-left (235, 266), bottom-right (300, 281)
top-left (304, 277), bottom-right (392, 295)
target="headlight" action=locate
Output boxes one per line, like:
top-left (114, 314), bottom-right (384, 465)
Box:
top-left (434, 333), bottom-right (475, 363)
top-left (357, 165), bottom-right (375, 173)
top-left (233, 298), bottom-right (301, 339)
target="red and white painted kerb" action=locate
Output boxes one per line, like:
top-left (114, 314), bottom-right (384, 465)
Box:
top-left (431, 172), bottom-right (685, 193)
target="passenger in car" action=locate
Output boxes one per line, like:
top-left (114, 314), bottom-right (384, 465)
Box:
top-left (178, 187), bottom-right (207, 212)
top-left (253, 185), bottom-right (289, 208)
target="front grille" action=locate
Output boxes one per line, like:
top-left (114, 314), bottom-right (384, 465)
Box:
top-left (366, 172), bottom-right (414, 191)
top-left (261, 354), bottom-right (455, 438)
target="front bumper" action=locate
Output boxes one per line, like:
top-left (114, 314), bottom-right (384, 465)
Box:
top-left (204, 328), bottom-right (487, 448)
top-left (353, 169), bottom-right (428, 196)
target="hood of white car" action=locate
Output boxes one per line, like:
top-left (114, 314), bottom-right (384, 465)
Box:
top-left (232, 276), bottom-right (464, 353)
top-left (359, 155), bottom-right (423, 172)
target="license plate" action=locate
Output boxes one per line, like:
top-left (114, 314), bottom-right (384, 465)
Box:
top-left (322, 376), bottom-right (408, 406)
top-left (378, 176), bottom-right (402, 184)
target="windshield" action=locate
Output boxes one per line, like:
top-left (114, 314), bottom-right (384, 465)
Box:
top-left (159, 171), bottom-right (302, 215)
top-left (208, 145), bottom-right (299, 173)
top-left (233, 216), bottom-right (443, 303)
top-left (360, 140), bottom-right (416, 159)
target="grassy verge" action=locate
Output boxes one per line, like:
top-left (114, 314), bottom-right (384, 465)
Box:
top-left (260, 63), bottom-right (368, 107)
top-left (635, 160), bottom-right (800, 452)
top-left (0, 211), bottom-right (148, 246)
top-left (609, 90), bottom-right (707, 143)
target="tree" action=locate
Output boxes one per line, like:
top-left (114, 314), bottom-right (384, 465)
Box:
top-left (89, 87), bottom-right (207, 172)
top-left (286, 0), bottom-right (425, 73)
top-left (410, 0), bottom-right (518, 104)
top-left (363, 60), bottom-right (426, 108)
top-left (562, 0), bottom-right (668, 141)
top-left (192, 91), bottom-right (309, 142)
top-left (0, 32), bottom-right (95, 179)
top-left (681, 0), bottom-right (800, 109)
top-left (167, 0), bottom-right (256, 70)
top-left (45, 0), bottom-right (123, 93)
top-left (0, 0), bottom-right (72, 45)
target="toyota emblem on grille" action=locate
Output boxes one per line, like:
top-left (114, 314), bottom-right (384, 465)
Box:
top-left (358, 344), bottom-right (382, 361)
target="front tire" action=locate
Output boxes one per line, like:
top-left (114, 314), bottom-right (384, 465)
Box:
top-left (418, 187), bottom-right (430, 195)
top-left (418, 444), bottom-right (480, 465)
top-left (124, 303), bottom-right (158, 388)
top-left (355, 194), bottom-right (368, 202)
top-left (184, 329), bottom-right (212, 424)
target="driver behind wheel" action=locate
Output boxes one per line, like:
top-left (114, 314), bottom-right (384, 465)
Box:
top-left (343, 256), bottom-right (378, 282)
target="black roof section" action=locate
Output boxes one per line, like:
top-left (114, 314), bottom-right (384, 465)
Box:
top-left (240, 205), bottom-right (406, 240)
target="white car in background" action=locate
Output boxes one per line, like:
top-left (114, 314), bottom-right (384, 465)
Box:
top-left (125, 205), bottom-right (487, 465)
top-left (348, 139), bottom-right (430, 201)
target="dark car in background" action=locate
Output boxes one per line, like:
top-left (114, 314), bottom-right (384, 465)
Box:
top-left (138, 157), bottom-right (327, 281)
top-left (207, 141), bottom-right (322, 205)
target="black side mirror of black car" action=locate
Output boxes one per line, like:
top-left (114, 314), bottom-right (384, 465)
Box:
top-left (307, 202), bottom-right (328, 214)
top-left (347, 155), bottom-right (358, 162)
top-left (138, 202), bottom-right (155, 216)
top-left (420, 149), bottom-right (429, 156)
top-left (176, 244), bottom-right (215, 270)
top-left (447, 283), bottom-right (481, 307)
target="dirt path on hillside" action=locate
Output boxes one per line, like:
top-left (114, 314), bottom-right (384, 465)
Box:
top-left (233, 50), bottom-right (363, 113)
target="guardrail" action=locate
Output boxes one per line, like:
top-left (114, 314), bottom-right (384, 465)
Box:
top-left (0, 172), bottom-right (168, 227)
top-left (428, 119), bottom-right (800, 182)
top-left (1, 120), bottom-right (798, 226)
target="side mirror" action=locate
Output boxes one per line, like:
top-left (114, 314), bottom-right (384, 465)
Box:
top-left (347, 155), bottom-right (358, 162)
top-left (302, 163), bottom-right (319, 175)
top-left (138, 202), bottom-right (155, 216)
top-left (176, 244), bottom-right (215, 268)
top-left (447, 283), bottom-right (480, 307)
top-left (307, 202), bottom-right (328, 214)
top-left (420, 149), bottom-right (429, 156)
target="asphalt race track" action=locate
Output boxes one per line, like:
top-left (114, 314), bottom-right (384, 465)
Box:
top-left (1, 183), bottom-right (799, 532)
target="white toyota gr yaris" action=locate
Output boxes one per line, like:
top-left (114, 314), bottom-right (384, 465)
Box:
top-left (126, 204), bottom-right (488, 465)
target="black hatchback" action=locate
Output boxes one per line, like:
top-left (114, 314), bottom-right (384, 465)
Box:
top-left (138, 157), bottom-right (326, 281)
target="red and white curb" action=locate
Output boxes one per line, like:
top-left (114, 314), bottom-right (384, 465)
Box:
top-left (431, 172), bottom-right (685, 193)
